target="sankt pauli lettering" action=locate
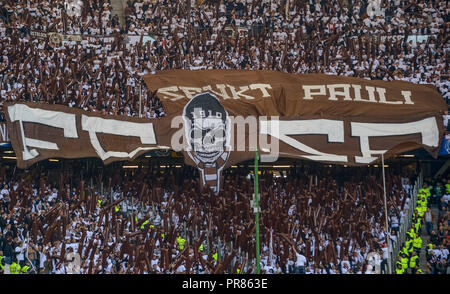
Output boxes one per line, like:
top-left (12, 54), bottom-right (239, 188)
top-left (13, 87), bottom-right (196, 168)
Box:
top-left (158, 83), bottom-right (414, 105)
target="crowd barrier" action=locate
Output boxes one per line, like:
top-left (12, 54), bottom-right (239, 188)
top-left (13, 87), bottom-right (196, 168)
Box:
top-left (390, 171), bottom-right (422, 270)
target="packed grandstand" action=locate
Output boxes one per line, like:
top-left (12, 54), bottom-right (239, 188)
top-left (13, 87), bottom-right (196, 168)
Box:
top-left (0, 0), bottom-right (448, 275)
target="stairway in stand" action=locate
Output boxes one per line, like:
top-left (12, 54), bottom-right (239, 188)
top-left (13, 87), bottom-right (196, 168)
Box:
top-left (418, 204), bottom-right (439, 273)
top-left (111, 0), bottom-right (126, 29)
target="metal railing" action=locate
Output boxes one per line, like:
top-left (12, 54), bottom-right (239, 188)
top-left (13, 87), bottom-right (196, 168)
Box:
top-left (390, 171), bottom-right (423, 267)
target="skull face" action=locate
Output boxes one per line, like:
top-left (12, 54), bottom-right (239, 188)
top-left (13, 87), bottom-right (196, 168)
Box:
top-left (190, 116), bottom-right (227, 163)
top-left (183, 93), bottom-right (230, 165)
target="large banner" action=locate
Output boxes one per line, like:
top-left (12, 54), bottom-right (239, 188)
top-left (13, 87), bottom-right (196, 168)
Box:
top-left (5, 70), bottom-right (447, 193)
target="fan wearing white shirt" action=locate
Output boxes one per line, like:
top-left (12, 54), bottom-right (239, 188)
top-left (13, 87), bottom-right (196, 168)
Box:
top-left (289, 242), bottom-right (307, 274)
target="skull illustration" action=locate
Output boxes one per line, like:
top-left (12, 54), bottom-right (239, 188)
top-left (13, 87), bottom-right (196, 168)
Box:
top-left (183, 93), bottom-right (230, 165)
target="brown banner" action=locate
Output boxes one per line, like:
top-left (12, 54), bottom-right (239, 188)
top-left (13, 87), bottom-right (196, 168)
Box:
top-left (5, 70), bottom-right (447, 193)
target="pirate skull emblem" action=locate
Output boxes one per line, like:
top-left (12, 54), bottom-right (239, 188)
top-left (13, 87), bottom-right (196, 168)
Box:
top-left (183, 93), bottom-right (231, 165)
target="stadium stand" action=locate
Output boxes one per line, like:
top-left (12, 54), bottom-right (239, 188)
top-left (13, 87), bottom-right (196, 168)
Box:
top-left (0, 0), bottom-right (448, 275)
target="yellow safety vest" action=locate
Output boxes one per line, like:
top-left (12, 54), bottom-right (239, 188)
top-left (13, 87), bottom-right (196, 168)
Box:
top-left (199, 244), bottom-right (204, 251)
top-left (413, 237), bottom-right (422, 249)
top-left (10, 262), bottom-right (20, 274)
top-left (414, 222), bottom-right (420, 233)
top-left (115, 205), bottom-right (120, 212)
top-left (421, 199), bottom-right (427, 207)
top-left (401, 257), bottom-right (408, 269)
top-left (141, 220), bottom-right (149, 230)
top-left (396, 267), bottom-right (405, 274)
top-left (445, 183), bottom-right (450, 193)
top-left (97, 199), bottom-right (102, 207)
top-left (409, 255), bottom-right (419, 268)
top-left (213, 253), bottom-right (218, 261)
top-left (177, 237), bottom-right (186, 250)
top-left (21, 265), bottom-right (30, 274)
top-left (401, 247), bottom-right (409, 256)
top-left (405, 239), bottom-right (413, 249)
top-left (0, 256), bottom-right (4, 270)
top-left (418, 209), bottom-right (425, 218)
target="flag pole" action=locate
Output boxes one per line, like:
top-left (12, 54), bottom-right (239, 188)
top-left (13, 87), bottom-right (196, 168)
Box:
top-left (254, 148), bottom-right (260, 274)
top-left (381, 153), bottom-right (392, 274)
top-left (139, 84), bottom-right (143, 118)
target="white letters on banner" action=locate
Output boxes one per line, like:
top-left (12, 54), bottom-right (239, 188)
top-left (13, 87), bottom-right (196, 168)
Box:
top-left (81, 115), bottom-right (159, 161)
top-left (158, 84), bottom-right (273, 101)
top-left (351, 117), bottom-right (439, 163)
top-left (260, 119), bottom-right (348, 162)
top-left (7, 104), bottom-right (441, 166)
top-left (7, 104), bottom-right (78, 160)
top-left (158, 84), bottom-right (414, 104)
top-left (0, 123), bottom-right (9, 142)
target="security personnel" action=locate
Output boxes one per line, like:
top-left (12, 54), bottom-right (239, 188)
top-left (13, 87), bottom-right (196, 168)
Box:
top-left (424, 186), bottom-right (431, 199)
top-left (140, 219), bottom-right (150, 230)
top-left (114, 205), bottom-right (120, 213)
top-left (0, 256), bottom-right (4, 272)
top-left (413, 235), bottom-right (422, 254)
top-left (409, 251), bottom-right (419, 273)
top-left (407, 241), bottom-right (415, 256)
top-left (421, 195), bottom-right (428, 206)
top-left (395, 262), bottom-right (405, 274)
top-left (416, 267), bottom-right (423, 274)
top-left (414, 218), bottom-right (421, 234)
top-left (417, 194), bottom-right (424, 206)
top-left (407, 228), bottom-right (415, 240)
top-left (417, 207), bottom-right (426, 218)
top-left (177, 236), bottom-right (186, 250)
top-left (418, 197), bottom-right (427, 210)
top-left (400, 253), bottom-right (409, 270)
top-left (405, 237), bottom-right (414, 254)
top-left (20, 262), bottom-right (31, 274)
top-left (10, 262), bottom-right (20, 274)
top-left (400, 244), bottom-right (409, 257)
top-left (199, 244), bottom-right (204, 252)
top-left (418, 188), bottom-right (427, 197)
top-left (97, 199), bottom-right (102, 208)
top-left (416, 198), bottom-right (423, 209)
top-left (445, 182), bottom-right (450, 194)
top-left (212, 252), bottom-right (218, 262)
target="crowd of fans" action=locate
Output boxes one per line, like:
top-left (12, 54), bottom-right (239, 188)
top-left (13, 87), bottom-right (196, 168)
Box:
top-left (124, 0), bottom-right (448, 100)
top-left (424, 177), bottom-right (450, 274)
top-left (0, 0), bottom-right (448, 122)
top-left (0, 161), bottom-right (423, 274)
top-left (0, 0), bottom-right (164, 120)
